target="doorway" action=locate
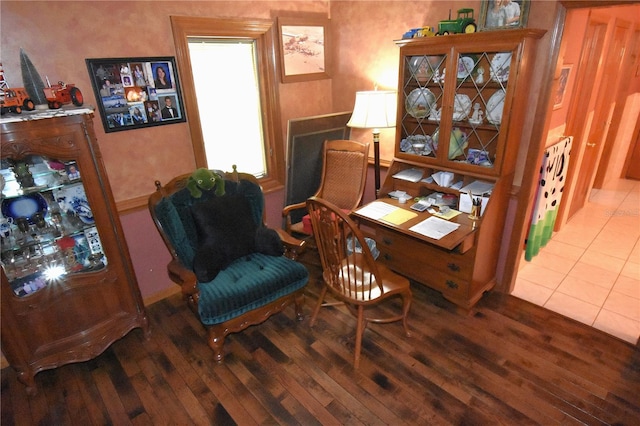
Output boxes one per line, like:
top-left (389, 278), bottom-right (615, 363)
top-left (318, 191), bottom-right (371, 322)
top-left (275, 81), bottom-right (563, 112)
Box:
top-left (512, 3), bottom-right (640, 345)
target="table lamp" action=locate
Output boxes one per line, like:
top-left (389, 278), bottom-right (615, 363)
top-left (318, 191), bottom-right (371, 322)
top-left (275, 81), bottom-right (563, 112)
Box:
top-left (347, 90), bottom-right (397, 197)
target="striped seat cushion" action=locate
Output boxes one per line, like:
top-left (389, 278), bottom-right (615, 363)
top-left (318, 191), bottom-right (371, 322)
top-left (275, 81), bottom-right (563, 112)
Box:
top-left (197, 253), bottom-right (308, 325)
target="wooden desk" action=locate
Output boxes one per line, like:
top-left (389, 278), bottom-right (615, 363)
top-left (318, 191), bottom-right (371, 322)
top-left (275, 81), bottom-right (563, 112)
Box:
top-left (352, 198), bottom-right (494, 309)
top-left (368, 29), bottom-right (545, 309)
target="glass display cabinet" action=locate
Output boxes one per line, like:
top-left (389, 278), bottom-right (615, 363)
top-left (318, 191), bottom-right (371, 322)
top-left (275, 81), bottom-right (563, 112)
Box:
top-left (1, 155), bottom-right (106, 296)
top-left (399, 49), bottom-right (510, 172)
top-left (394, 29), bottom-right (546, 177)
top-left (0, 111), bottom-right (149, 395)
top-left (353, 29), bottom-right (546, 309)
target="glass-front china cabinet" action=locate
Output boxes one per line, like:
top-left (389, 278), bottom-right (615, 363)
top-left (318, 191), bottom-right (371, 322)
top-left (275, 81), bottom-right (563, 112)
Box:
top-left (353, 29), bottom-right (546, 309)
top-left (0, 111), bottom-right (148, 395)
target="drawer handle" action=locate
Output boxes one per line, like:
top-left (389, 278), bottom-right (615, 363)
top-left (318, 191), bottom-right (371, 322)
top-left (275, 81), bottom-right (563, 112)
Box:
top-left (447, 263), bottom-right (460, 272)
top-left (446, 280), bottom-right (459, 289)
top-left (383, 253), bottom-right (393, 261)
top-left (382, 237), bottom-right (392, 245)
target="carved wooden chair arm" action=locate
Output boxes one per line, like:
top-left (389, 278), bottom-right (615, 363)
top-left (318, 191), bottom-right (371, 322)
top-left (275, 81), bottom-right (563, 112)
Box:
top-left (282, 201), bottom-right (307, 234)
top-left (167, 258), bottom-right (198, 296)
top-left (276, 228), bottom-right (306, 260)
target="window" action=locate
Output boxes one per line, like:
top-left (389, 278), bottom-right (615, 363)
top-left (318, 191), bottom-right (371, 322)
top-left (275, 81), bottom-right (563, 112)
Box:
top-left (188, 40), bottom-right (266, 175)
top-left (171, 16), bottom-right (285, 190)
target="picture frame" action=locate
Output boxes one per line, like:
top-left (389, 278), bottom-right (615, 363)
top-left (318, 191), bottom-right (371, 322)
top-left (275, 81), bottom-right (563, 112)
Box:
top-left (64, 161), bottom-right (80, 181)
top-left (479, 0), bottom-right (530, 31)
top-left (85, 57), bottom-right (186, 133)
top-left (285, 111), bottom-right (352, 222)
top-left (277, 16), bottom-right (331, 83)
top-left (553, 65), bottom-right (572, 110)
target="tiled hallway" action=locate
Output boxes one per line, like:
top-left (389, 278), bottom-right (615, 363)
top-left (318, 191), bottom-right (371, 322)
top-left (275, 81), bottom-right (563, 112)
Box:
top-left (513, 178), bottom-right (639, 345)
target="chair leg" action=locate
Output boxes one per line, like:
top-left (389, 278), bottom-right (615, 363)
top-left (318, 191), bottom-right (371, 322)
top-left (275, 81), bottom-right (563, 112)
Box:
top-left (401, 290), bottom-right (412, 337)
top-left (294, 292), bottom-right (305, 321)
top-left (354, 305), bottom-right (365, 369)
top-left (309, 286), bottom-right (327, 327)
top-left (207, 326), bottom-right (226, 362)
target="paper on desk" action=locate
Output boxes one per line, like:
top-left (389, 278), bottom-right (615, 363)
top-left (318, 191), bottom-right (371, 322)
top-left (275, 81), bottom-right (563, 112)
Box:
top-left (458, 192), bottom-right (489, 216)
top-left (432, 208), bottom-right (461, 220)
top-left (409, 216), bottom-right (460, 240)
top-left (380, 208), bottom-right (417, 225)
top-left (355, 201), bottom-right (398, 220)
top-left (392, 168), bottom-right (423, 182)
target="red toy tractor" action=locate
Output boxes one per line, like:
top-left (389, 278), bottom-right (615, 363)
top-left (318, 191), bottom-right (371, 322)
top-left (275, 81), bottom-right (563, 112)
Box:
top-left (43, 81), bottom-right (83, 109)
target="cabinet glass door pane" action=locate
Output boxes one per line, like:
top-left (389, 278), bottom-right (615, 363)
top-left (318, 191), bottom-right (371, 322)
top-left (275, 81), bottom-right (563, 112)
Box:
top-left (449, 50), bottom-right (511, 169)
top-left (1, 155), bottom-right (107, 297)
top-left (399, 54), bottom-right (447, 160)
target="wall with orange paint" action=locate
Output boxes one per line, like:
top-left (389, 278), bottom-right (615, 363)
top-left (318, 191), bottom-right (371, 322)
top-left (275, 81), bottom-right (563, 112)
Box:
top-left (2, 0), bottom-right (487, 300)
top-left (3, 0), bottom-right (587, 304)
top-left (0, 1), bottom-right (332, 204)
top-left (1, 1), bottom-right (334, 299)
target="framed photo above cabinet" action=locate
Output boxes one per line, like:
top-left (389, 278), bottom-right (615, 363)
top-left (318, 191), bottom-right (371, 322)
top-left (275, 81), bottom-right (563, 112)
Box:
top-left (479, 0), bottom-right (530, 31)
top-left (86, 56), bottom-right (186, 132)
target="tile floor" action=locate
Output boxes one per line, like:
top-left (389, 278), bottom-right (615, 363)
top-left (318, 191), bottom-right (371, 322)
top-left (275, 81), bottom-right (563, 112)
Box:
top-left (512, 178), bottom-right (640, 345)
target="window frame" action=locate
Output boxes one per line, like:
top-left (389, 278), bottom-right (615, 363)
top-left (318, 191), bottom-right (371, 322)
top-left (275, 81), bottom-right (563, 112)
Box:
top-left (171, 16), bottom-right (285, 191)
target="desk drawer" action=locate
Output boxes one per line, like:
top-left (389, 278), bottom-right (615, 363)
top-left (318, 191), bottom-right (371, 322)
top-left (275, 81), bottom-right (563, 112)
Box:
top-left (376, 228), bottom-right (474, 278)
top-left (377, 246), bottom-right (470, 297)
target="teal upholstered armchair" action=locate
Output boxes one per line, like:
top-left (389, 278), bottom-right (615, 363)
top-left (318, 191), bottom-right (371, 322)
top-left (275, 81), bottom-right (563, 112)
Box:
top-left (148, 167), bottom-right (308, 361)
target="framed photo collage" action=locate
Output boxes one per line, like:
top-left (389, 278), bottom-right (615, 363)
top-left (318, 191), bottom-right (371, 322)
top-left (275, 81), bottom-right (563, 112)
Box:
top-left (86, 56), bottom-right (186, 133)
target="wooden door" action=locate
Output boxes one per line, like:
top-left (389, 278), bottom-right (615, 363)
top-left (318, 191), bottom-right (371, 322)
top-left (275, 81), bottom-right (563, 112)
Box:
top-left (625, 119), bottom-right (640, 180)
top-left (593, 21), bottom-right (634, 188)
top-left (565, 17), bottom-right (608, 219)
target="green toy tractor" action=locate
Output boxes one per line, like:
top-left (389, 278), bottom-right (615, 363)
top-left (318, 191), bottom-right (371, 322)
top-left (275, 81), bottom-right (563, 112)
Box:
top-left (437, 8), bottom-right (477, 35)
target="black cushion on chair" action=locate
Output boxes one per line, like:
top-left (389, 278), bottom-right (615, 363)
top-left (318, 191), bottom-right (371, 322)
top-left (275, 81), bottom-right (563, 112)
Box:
top-left (255, 226), bottom-right (284, 257)
top-left (191, 194), bottom-right (257, 282)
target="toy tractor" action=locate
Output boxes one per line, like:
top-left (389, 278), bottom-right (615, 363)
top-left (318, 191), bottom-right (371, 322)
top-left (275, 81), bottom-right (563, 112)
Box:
top-left (403, 26), bottom-right (436, 39)
top-left (0, 87), bottom-right (35, 114)
top-left (43, 81), bottom-right (84, 109)
top-left (437, 8), bottom-right (477, 35)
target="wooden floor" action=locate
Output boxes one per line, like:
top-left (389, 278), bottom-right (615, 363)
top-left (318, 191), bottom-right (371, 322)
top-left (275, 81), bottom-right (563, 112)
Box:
top-left (2, 256), bottom-right (639, 425)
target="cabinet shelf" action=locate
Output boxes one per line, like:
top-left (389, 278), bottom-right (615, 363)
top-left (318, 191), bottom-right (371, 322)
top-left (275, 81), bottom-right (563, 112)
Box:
top-left (1, 157), bottom-right (102, 296)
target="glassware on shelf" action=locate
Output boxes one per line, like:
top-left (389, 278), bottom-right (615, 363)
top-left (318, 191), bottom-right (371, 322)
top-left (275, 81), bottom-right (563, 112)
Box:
top-left (9, 160), bottom-right (35, 189)
top-left (1, 154), bottom-right (108, 297)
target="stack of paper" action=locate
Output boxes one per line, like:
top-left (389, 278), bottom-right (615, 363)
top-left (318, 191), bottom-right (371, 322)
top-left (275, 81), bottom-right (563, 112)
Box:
top-left (458, 180), bottom-right (493, 216)
top-left (409, 216), bottom-right (460, 240)
top-left (392, 168), bottom-right (423, 182)
top-left (432, 208), bottom-right (461, 220)
top-left (431, 171), bottom-right (454, 187)
top-left (459, 189), bottom-right (490, 216)
top-left (355, 202), bottom-right (398, 220)
top-left (380, 209), bottom-right (417, 225)
top-left (355, 201), bottom-right (417, 225)
top-left (460, 180), bottom-right (494, 195)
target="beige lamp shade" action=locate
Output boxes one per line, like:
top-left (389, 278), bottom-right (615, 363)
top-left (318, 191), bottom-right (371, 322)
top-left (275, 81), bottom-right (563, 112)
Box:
top-left (347, 90), bottom-right (397, 198)
top-left (347, 90), bottom-right (397, 130)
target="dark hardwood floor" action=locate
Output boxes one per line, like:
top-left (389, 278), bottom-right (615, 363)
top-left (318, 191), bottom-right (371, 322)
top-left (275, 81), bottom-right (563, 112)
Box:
top-left (2, 255), bottom-right (639, 425)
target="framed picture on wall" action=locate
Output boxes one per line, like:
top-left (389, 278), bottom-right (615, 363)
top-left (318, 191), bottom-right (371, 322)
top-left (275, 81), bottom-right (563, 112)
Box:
top-left (553, 65), bottom-right (572, 110)
top-left (479, 0), bottom-right (530, 31)
top-left (85, 57), bottom-right (186, 133)
top-left (277, 15), bottom-right (331, 83)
